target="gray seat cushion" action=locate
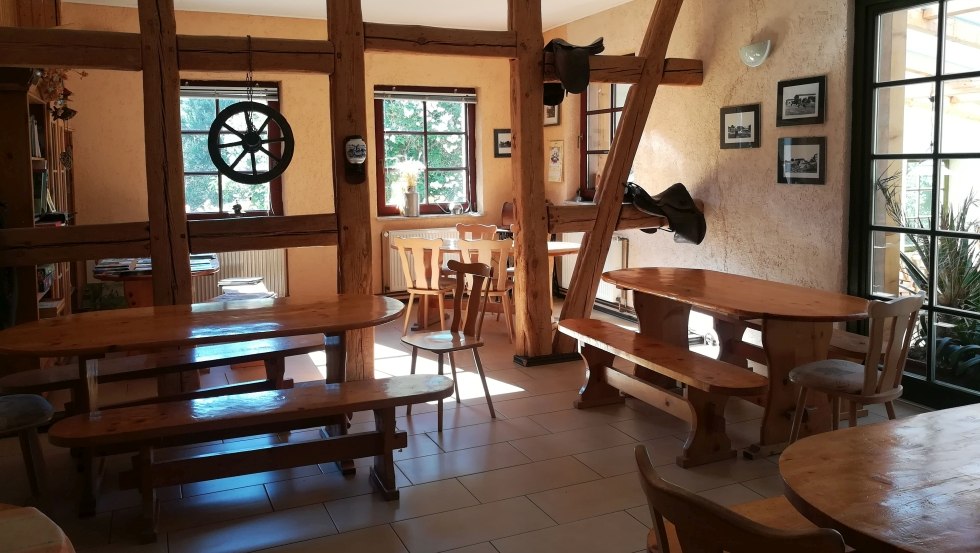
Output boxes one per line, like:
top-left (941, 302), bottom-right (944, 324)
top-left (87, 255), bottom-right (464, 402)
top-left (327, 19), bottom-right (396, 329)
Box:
top-left (0, 394), bottom-right (54, 434)
top-left (789, 359), bottom-right (867, 394)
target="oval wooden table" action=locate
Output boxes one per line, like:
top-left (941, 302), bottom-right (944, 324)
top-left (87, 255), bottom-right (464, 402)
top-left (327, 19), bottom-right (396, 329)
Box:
top-left (780, 404), bottom-right (980, 552)
top-left (601, 268), bottom-right (870, 457)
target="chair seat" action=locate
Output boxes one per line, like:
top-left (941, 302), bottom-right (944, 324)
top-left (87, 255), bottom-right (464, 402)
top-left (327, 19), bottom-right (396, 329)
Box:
top-left (789, 359), bottom-right (866, 394)
top-left (0, 394), bottom-right (54, 434)
top-left (401, 331), bottom-right (484, 353)
top-left (0, 504), bottom-right (75, 553)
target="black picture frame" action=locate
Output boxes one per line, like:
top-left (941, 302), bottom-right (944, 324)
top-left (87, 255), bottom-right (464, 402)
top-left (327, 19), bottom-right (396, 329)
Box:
top-left (493, 129), bottom-right (512, 158)
top-left (720, 104), bottom-right (761, 149)
top-left (778, 136), bottom-right (826, 185)
top-left (776, 75), bottom-right (826, 127)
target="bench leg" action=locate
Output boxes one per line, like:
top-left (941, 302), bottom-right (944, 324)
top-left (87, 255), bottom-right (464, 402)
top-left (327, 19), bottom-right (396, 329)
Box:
top-left (370, 407), bottom-right (400, 500)
top-left (79, 450), bottom-right (99, 517)
top-left (18, 427), bottom-right (47, 498)
top-left (677, 388), bottom-right (735, 468)
top-left (574, 344), bottom-right (624, 409)
top-left (137, 446), bottom-right (158, 543)
top-left (263, 357), bottom-right (293, 390)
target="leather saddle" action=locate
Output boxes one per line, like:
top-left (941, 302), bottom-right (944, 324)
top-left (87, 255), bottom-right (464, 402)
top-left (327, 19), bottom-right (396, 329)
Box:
top-left (625, 182), bottom-right (707, 245)
top-left (543, 37), bottom-right (605, 106)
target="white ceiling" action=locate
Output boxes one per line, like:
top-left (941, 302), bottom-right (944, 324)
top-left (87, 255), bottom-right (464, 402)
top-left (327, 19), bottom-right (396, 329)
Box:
top-left (63, 0), bottom-right (633, 30)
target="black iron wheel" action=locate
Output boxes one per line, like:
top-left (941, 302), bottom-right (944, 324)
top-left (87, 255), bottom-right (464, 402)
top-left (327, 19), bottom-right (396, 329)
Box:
top-left (207, 101), bottom-right (294, 185)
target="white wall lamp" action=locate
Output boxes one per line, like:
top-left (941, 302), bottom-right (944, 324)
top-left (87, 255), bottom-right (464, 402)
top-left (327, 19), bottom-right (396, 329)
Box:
top-left (739, 39), bottom-right (772, 68)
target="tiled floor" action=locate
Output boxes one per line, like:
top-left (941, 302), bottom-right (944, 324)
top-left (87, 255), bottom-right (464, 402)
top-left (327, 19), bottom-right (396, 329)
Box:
top-left (0, 307), bottom-right (930, 553)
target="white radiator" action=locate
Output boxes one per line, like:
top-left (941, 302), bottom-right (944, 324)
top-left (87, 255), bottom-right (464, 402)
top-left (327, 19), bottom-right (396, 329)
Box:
top-left (559, 232), bottom-right (629, 308)
top-left (192, 249), bottom-right (288, 302)
top-left (382, 228), bottom-right (459, 293)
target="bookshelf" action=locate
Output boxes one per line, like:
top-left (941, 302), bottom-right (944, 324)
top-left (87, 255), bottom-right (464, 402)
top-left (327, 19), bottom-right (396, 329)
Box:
top-left (0, 68), bottom-right (76, 331)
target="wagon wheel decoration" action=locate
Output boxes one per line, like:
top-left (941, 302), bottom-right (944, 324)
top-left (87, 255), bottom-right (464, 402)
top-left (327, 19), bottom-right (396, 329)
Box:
top-left (207, 101), bottom-right (294, 185)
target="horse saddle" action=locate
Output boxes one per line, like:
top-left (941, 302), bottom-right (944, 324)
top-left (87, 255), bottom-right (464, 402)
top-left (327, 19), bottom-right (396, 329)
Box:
top-left (625, 182), bottom-right (707, 245)
top-left (543, 37), bottom-right (605, 106)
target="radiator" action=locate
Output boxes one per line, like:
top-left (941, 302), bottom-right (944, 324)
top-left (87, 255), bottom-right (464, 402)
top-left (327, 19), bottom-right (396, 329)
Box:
top-left (382, 228), bottom-right (459, 293)
top-left (192, 249), bottom-right (288, 302)
top-left (559, 232), bottom-right (630, 309)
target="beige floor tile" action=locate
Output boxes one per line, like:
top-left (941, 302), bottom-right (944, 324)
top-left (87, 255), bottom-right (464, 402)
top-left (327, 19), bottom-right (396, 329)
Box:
top-left (265, 470), bottom-right (382, 511)
top-left (574, 436), bottom-right (684, 477)
top-left (391, 496), bottom-right (555, 553)
top-left (326, 478), bottom-right (479, 533)
top-left (396, 404), bottom-right (501, 435)
top-left (653, 457), bottom-right (780, 493)
top-left (182, 464), bottom-right (322, 497)
top-left (260, 524), bottom-right (408, 553)
top-left (723, 419), bottom-right (763, 450)
top-left (626, 505), bottom-right (652, 528)
top-left (610, 412), bottom-right (690, 441)
top-left (427, 417), bottom-right (550, 451)
top-left (395, 432), bottom-right (444, 460)
top-left (158, 484), bottom-right (272, 532)
top-left (492, 511), bottom-right (648, 553)
top-left (697, 483), bottom-right (764, 507)
top-left (396, 442), bottom-right (531, 484)
top-left (168, 504), bottom-right (337, 553)
top-left (741, 474), bottom-right (785, 498)
top-left (458, 455), bottom-right (601, 503)
top-left (528, 472), bottom-right (647, 524)
top-left (492, 390), bottom-right (581, 418)
top-left (529, 403), bottom-right (636, 433)
top-left (725, 398), bottom-right (766, 423)
top-left (509, 424), bottom-right (634, 461)
top-left (444, 544), bottom-right (499, 553)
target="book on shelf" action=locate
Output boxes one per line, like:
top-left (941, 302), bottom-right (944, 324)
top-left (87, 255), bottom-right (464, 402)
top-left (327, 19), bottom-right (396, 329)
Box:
top-left (29, 115), bottom-right (43, 158)
top-left (32, 172), bottom-right (48, 216)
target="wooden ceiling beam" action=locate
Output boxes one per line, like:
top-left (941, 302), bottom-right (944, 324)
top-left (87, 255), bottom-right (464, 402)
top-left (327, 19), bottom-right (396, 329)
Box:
top-left (544, 54), bottom-right (702, 86)
top-left (365, 23), bottom-right (516, 57)
top-left (188, 214), bottom-right (339, 253)
top-left (177, 35), bottom-right (335, 73)
top-left (0, 222), bottom-right (151, 266)
top-left (0, 27), bottom-right (143, 70)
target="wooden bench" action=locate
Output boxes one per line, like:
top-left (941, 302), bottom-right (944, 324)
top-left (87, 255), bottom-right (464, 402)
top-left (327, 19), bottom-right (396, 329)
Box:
top-left (0, 334), bottom-right (326, 410)
top-left (558, 319), bottom-right (768, 467)
top-left (48, 374), bottom-right (454, 542)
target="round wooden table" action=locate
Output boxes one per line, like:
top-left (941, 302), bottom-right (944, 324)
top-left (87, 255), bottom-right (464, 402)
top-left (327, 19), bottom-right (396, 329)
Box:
top-left (780, 404), bottom-right (980, 552)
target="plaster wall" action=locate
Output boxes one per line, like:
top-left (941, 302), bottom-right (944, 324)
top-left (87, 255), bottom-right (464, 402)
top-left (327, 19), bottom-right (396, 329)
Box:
top-left (558, 0), bottom-right (853, 291)
top-left (59, 3), bottom-right (512, 297)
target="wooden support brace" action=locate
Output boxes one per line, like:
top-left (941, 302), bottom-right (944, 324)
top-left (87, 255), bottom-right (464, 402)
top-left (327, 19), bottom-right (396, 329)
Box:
top-left (0, 27), bottom-right (142, 70)
top-left (187, 214), bottom-right (339, 253)
top-left (365, 23), bottom-right (517, 58)
top-left (555, 0), bottom-right (686, 354)
top-left (0, 222), bottom-right (151, 266)
top-left (547, 203), bottom-right (668, 234)
top-left (177, 35), bottom-right (336, 73)
top-left (544, 55), bottom-right (703, 86)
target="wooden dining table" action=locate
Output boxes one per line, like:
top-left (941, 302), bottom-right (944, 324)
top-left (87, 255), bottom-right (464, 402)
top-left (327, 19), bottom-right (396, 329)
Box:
top-left (602, 267), bottom-right (870, 457)
top-left (780, 404), bottom-right (980, 552)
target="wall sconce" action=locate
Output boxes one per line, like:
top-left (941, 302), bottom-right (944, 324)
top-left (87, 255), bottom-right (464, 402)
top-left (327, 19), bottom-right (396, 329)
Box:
top-left (739, 40), bottom-right (772, 68)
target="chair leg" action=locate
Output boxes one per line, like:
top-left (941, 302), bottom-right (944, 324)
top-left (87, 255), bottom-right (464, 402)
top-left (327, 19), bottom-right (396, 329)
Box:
top-left (502, 294), bottom-right (515, 343)
top-left (402, 293), bottom-right (416, 336)
top-left (406, 347), bottom-right (419, 416)
top-left (420, 295), bottom-right (429, 330)
top-left (473, 349), bottom-right (496, 419)
top-left (438, 293), bottom-right (447, 331)
top-left (848, 400), bottom-right (859, 428)
top-left (831, 396), bottom-right (840, 431)
top-left (885, 401), bottom-right (897, 420)
top-left (18, 427), bottom-right (46, 497)
top-left (437, 353), bottom-right (445, 433)
top-left (449, 352), bottom-right (460, 403)
top-left (789, 387), bottom-right (808, 444)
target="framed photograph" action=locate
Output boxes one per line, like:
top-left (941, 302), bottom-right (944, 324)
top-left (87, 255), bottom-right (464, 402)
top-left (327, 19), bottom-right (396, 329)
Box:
top-left (778, 137), bottom-right (826, 185)
top-left (544, 104), bottom-right (561, 126)
top-left (720, 104), bottom-right (760, 149)
top-left (777, 76), bottom-right (826, 126)
top-left (494, 129), bottom-right (512, 158)
top-left (548, 140), bottom-right (563, 182)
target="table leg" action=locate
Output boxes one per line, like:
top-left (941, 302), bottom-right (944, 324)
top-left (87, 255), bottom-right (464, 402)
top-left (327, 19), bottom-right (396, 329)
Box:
top-left (320, 333), bottom-right (355, 474)
top-left (713, 318), bottom-right (749, 368)
top-left (743, 319), bottom-right (832, 459)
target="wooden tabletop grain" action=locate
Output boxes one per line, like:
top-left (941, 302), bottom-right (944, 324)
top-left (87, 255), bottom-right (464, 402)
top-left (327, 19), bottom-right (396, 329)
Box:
top-left (0, 295), bottom-right (404, 357)
top-left (603, 267), bottom-right (869, 322)
top-left (780, 404), bottom-right (980, 553)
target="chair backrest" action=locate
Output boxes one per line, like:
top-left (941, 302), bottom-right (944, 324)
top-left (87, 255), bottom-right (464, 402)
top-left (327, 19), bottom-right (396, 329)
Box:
top-left (456, 223), bottom-right (498, 240)
top-left (393, 237), bottom-right (444, 292)
top-left (634, 445), bottom-right (845, 553)
top-left (863, 294), bottom-right (925, 396)
top-left (501, 201), bottom-right (516, 228)
top-left (447, 259), bottom-right (492, 339)
top-left (457, 239), bottom-right (513, 291)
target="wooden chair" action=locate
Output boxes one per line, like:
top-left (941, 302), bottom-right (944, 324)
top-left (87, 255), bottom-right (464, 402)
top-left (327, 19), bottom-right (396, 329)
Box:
top-left (790, 294), bottom-right (924, 441)
top-left (455, 223), bottom-right (498, 240)
top-left (402, 260), bottom-right (497, 431)
top-left (635, 445), bottom-right (845, 553)
top-left (457, 239), bottom-right (515, 341)
top-left (393, 237), bottom-right (454, 336)
top-left (0, 394), bottom-right (54, 498)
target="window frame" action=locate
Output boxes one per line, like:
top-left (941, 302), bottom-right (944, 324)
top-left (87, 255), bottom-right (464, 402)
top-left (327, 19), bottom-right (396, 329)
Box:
top-left (373, 85), bottom-right (477, 217)
top-left (579, 83), bottom-right (630, 201)
top-left (179, 79), bottom-right (285, 220)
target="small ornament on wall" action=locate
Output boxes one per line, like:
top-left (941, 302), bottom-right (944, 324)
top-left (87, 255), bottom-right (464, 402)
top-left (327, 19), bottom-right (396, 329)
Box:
top-left (548, 140), bottom-right (563, 182)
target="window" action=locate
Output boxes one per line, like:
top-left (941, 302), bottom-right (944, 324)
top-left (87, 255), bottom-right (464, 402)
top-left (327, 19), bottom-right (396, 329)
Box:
top-left (374, 86), bottom-right (477, 216)
top-left (852, 0), bottom-right (980, 405)
top-left (580, 82), bottom-right (631, 200)
top-left (179, 80), bottom-right (284, 218)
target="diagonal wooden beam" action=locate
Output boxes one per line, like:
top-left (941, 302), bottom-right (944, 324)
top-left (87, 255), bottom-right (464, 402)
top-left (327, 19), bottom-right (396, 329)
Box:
top-left (138, 0), bottom-right (192, 306)
top-left (364, 23), bottom-right (516, 57)
top-left (508, 0), bottom-right (553, 360)
top-left (555, 0), bottom-right (686, 353)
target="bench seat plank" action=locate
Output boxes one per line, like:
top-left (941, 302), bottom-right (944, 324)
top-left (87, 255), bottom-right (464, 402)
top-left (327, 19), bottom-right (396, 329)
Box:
top-left (0, 334), bottom-right (326, 394)
top-left (49, 375), bottom-right (452, 448)
top-left (559, 319), bottom-right (767, 396)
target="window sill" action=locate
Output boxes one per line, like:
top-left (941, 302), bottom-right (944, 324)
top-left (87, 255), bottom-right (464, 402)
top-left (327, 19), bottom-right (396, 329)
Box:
top-left (378, 212), bottom-right (485, 221)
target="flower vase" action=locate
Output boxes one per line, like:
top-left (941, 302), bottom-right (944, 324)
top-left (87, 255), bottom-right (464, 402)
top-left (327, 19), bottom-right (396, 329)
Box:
top-left (404, 189), bottom-right (420, 217)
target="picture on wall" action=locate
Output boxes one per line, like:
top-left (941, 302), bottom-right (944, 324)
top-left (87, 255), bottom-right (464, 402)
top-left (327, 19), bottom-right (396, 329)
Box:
top-left (494, 129), bottom-right (512, 158)
top-left (777, 137), bottom-right (826, 185)
top-left (544, 104), bottom-right (561, 126)
top-left (720, 104), bottom-right (760, 149)
top-left (776, 76), bottom-right (826, 126)
top-left (548, 140), bottom-right (563, 182)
